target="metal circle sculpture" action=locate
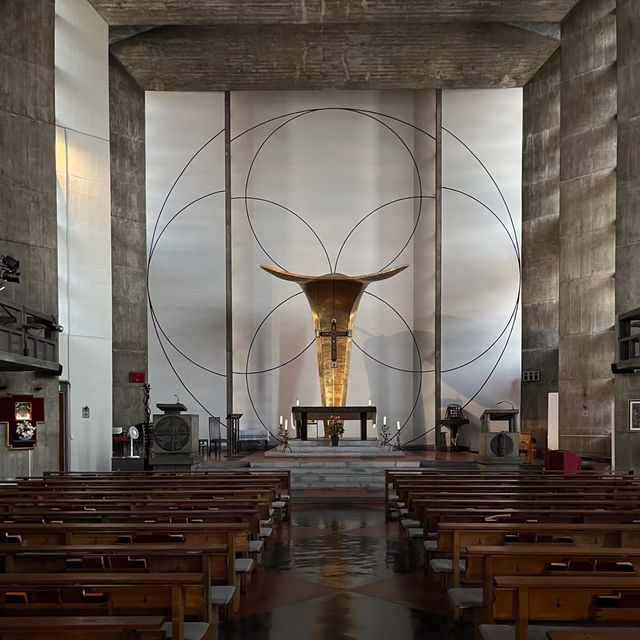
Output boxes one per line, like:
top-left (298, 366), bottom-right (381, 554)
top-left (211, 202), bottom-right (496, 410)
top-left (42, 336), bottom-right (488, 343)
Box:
top-left (153, 415), bottom-right (190, 452)
top-left (147, 106), bottom-right (522, 443)
top-left (490, 432), bottom-right (515, 458)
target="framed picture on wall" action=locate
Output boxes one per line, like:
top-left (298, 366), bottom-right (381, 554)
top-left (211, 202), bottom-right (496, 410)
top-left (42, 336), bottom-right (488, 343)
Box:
top-left (630, 401), bottom-right (640, 431)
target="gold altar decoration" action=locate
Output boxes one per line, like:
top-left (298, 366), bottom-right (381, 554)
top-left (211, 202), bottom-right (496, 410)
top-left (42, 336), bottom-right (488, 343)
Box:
top-left (261, 265), bottom-right (408, 406)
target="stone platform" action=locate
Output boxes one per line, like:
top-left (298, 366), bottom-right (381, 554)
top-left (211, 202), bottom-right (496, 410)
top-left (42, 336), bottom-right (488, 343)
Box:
top-left (201, 448), bottom-right (476, 497)
top-left (264, 438), bottom-right (405, 458)
top-left (251, 458), bottom-right (420, 493)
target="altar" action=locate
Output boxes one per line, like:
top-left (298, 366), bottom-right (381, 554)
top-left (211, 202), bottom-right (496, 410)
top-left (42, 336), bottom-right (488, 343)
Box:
top-left (292, 405), bottom-right (377, 441)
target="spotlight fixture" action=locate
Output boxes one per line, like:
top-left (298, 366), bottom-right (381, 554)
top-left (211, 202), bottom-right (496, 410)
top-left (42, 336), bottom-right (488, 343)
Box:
top-left (0, 255), bottom-right (20, 287)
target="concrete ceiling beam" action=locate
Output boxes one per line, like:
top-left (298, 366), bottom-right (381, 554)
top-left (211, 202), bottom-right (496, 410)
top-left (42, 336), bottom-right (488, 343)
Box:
top-left (89, 0), bottom-right (579, 26)
top-left (110, 22), bottom-right (559, 90)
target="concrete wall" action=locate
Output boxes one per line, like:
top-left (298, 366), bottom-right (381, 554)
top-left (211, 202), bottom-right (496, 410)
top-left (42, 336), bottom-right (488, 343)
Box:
top-left (55, 0), bottom-right (112, 471)
top-left (521, 51), bottom-right (561, 453)
top-left (0, 0), bottom-right (59, 479)
top-left (557, 0), bottom-right (617, 458)
top-left (614, 0), bottom-right (640, 470)
top-left (109, 57), bottom-right (147, 429)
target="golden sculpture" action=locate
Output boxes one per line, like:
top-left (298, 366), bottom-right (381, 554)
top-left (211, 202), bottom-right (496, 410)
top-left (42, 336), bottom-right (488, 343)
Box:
top-left (261, 265), bottom-right (408, 406)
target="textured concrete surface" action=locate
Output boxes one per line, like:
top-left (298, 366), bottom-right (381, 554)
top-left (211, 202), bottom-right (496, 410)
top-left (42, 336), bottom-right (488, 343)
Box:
top-left (614, 0), bottom-right (640, 471)
top-left (109, 56), bottom-right (147, 429)
top-left (521, 51), bottom-right (561, 454)
top-left (558, 0), bottom-right (616, 458)
top-left (87, 0), bottom-right (580, 25)
top-left (0, 0), bottom-right (59, 479)
top-left (110, 22), bottom-right (559, 91)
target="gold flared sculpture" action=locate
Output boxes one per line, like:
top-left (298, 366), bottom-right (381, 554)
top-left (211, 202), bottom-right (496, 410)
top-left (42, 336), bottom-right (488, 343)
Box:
top-left (261, 265), bottom-right (408, 407)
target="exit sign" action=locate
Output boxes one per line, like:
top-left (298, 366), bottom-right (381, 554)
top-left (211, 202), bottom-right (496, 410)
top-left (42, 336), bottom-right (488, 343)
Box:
top-left (129, 372), bottom-right (146, 383)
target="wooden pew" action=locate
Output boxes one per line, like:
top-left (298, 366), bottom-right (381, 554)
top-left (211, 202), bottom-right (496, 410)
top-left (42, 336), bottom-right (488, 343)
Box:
top-left (436, 522), bottom-right (640, 588)
top-left (487, 575), bottom-right (640, 640)
top-left (421, 507), bottom-right (640, 534)
top-left (0, 508), bottom-right (263, 540)
top-left (464, 545), bottom-right (640, 624)
top-left (0, 616), bottom-right (167, 639)
top-left (0, 542), bottom-right (239, 621)
top-left (0, 573), bottom-right (209, 640)
top-left (0, 521), bottom-right (250, 554)
top-left (385, 470), bottom-right (640, 520)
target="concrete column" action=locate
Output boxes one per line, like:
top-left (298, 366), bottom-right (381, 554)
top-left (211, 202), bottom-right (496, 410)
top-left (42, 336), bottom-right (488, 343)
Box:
top-left (521, 51), bottom-right (561, 454)
top-left (614, 0), bottom-right (640, 470)
top-left (558, 0), bottom-right (617, 458)
top-left (109, 57), bottom-right (147, 429)
top-left (0, 0), bottom-right (59, 479)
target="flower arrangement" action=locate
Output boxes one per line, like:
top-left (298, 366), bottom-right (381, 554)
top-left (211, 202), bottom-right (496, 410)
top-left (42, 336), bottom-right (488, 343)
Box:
top-left (16, 420), bottom-right (36, 440)
top-left (326, 415), bottom-right (345, 439)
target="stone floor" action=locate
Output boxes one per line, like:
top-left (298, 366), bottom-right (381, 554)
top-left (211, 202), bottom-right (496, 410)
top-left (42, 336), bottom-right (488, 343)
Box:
top-left (220, 505), bottom-right (473, 640)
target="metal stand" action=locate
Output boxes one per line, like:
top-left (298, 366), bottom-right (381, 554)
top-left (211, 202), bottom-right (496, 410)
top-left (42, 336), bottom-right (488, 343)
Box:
top-left (142, 382), bottom-right (153, 470)
top-left (379, 422), bottom-right (390, 447)
top-left (226, 413), bottom-right (242, 458)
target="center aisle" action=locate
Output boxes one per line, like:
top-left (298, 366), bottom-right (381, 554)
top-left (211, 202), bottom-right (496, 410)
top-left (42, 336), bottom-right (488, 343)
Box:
top-left (221, 505), bottom-right (471, 640)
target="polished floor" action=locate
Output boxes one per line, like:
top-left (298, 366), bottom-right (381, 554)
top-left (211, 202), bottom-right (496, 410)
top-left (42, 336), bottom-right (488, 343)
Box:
top-left (220, 505), bottom-right (472, 640)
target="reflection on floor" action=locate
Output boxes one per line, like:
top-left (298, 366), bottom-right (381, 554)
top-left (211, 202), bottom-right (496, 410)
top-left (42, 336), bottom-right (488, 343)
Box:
top-left (220, 505), bottom-right (473, 640)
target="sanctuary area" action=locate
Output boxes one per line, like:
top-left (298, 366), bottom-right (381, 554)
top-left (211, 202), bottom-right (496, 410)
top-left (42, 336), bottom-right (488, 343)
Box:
top-left (1, 1), bottom-right (639, 639)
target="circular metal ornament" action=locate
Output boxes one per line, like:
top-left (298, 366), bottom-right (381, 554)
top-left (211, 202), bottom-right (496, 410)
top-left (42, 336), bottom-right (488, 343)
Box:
top-left (153, 415), bottom-right (190, 452)
top-left (490, 432), bottom-right (514, 457)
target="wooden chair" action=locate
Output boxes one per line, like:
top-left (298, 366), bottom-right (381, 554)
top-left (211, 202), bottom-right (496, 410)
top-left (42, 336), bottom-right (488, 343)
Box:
top-left (208, 417), bottom-right (223, 458)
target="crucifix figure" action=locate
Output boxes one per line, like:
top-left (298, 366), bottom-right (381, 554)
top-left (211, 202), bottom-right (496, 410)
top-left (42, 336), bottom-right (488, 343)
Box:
top-left (261, 265), bottom-right (408, 406)
top-left (316, 319), bottom-right (351, 369)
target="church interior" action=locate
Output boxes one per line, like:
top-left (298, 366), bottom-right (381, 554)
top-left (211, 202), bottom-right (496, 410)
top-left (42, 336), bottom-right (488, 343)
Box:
top-left (1, 0), bottom-right (640, 638)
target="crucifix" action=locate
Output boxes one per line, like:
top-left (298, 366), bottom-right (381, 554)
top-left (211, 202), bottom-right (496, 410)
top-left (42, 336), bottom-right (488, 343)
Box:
top-left (316, 319), bottom-right (351, 368)
top-left (261, 265), bottom-right (408, 406)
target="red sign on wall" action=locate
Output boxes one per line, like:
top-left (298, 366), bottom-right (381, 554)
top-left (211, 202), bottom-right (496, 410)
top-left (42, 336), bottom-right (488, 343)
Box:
top-left (129, 372), bottom-right (146, 384)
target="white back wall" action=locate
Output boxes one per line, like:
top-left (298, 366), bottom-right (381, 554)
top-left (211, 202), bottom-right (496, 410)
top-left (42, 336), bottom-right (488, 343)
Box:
top-left (231, 91), bottom-right (435, 441)
top-left (145, 89), bottom-right (521, 447)
top-left (441, 89), bottom-right (523, 449)
top-left (146, 92), bottom-right (226, 437)
top-left (55, 0), bottom-right (112, 471)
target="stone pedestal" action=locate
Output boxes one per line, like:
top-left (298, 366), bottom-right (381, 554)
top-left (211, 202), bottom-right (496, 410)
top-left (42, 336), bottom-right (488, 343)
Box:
top-left (474, 408), bottom-right (521, 468)
top-left (149, 402), bottom-right (202, 471)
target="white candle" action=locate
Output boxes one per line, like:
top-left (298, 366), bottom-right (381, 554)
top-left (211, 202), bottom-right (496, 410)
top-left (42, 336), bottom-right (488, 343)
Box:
top-left (285, 419), bottom-right (288, 430)
top-left (396, 421), bottom-right (401, 430)
top-left (372, 423), bottom-right (376, 430)
top-left (368, 398), bottom-right (372, 406)
top-left (383, 416), bottom-right (387, 426)
top-left (279, 416), bottom-right (283, 425)
top-left (296, 398), bottom-right (300, 406)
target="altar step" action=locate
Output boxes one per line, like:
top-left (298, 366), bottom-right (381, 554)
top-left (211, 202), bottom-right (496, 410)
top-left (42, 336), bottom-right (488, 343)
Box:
top-left (250, 459), bottom-right (420, 492)
top-left (286, 439), bottom-right (379, 446)
top-left (264, 438), bottom-right (404, 458)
